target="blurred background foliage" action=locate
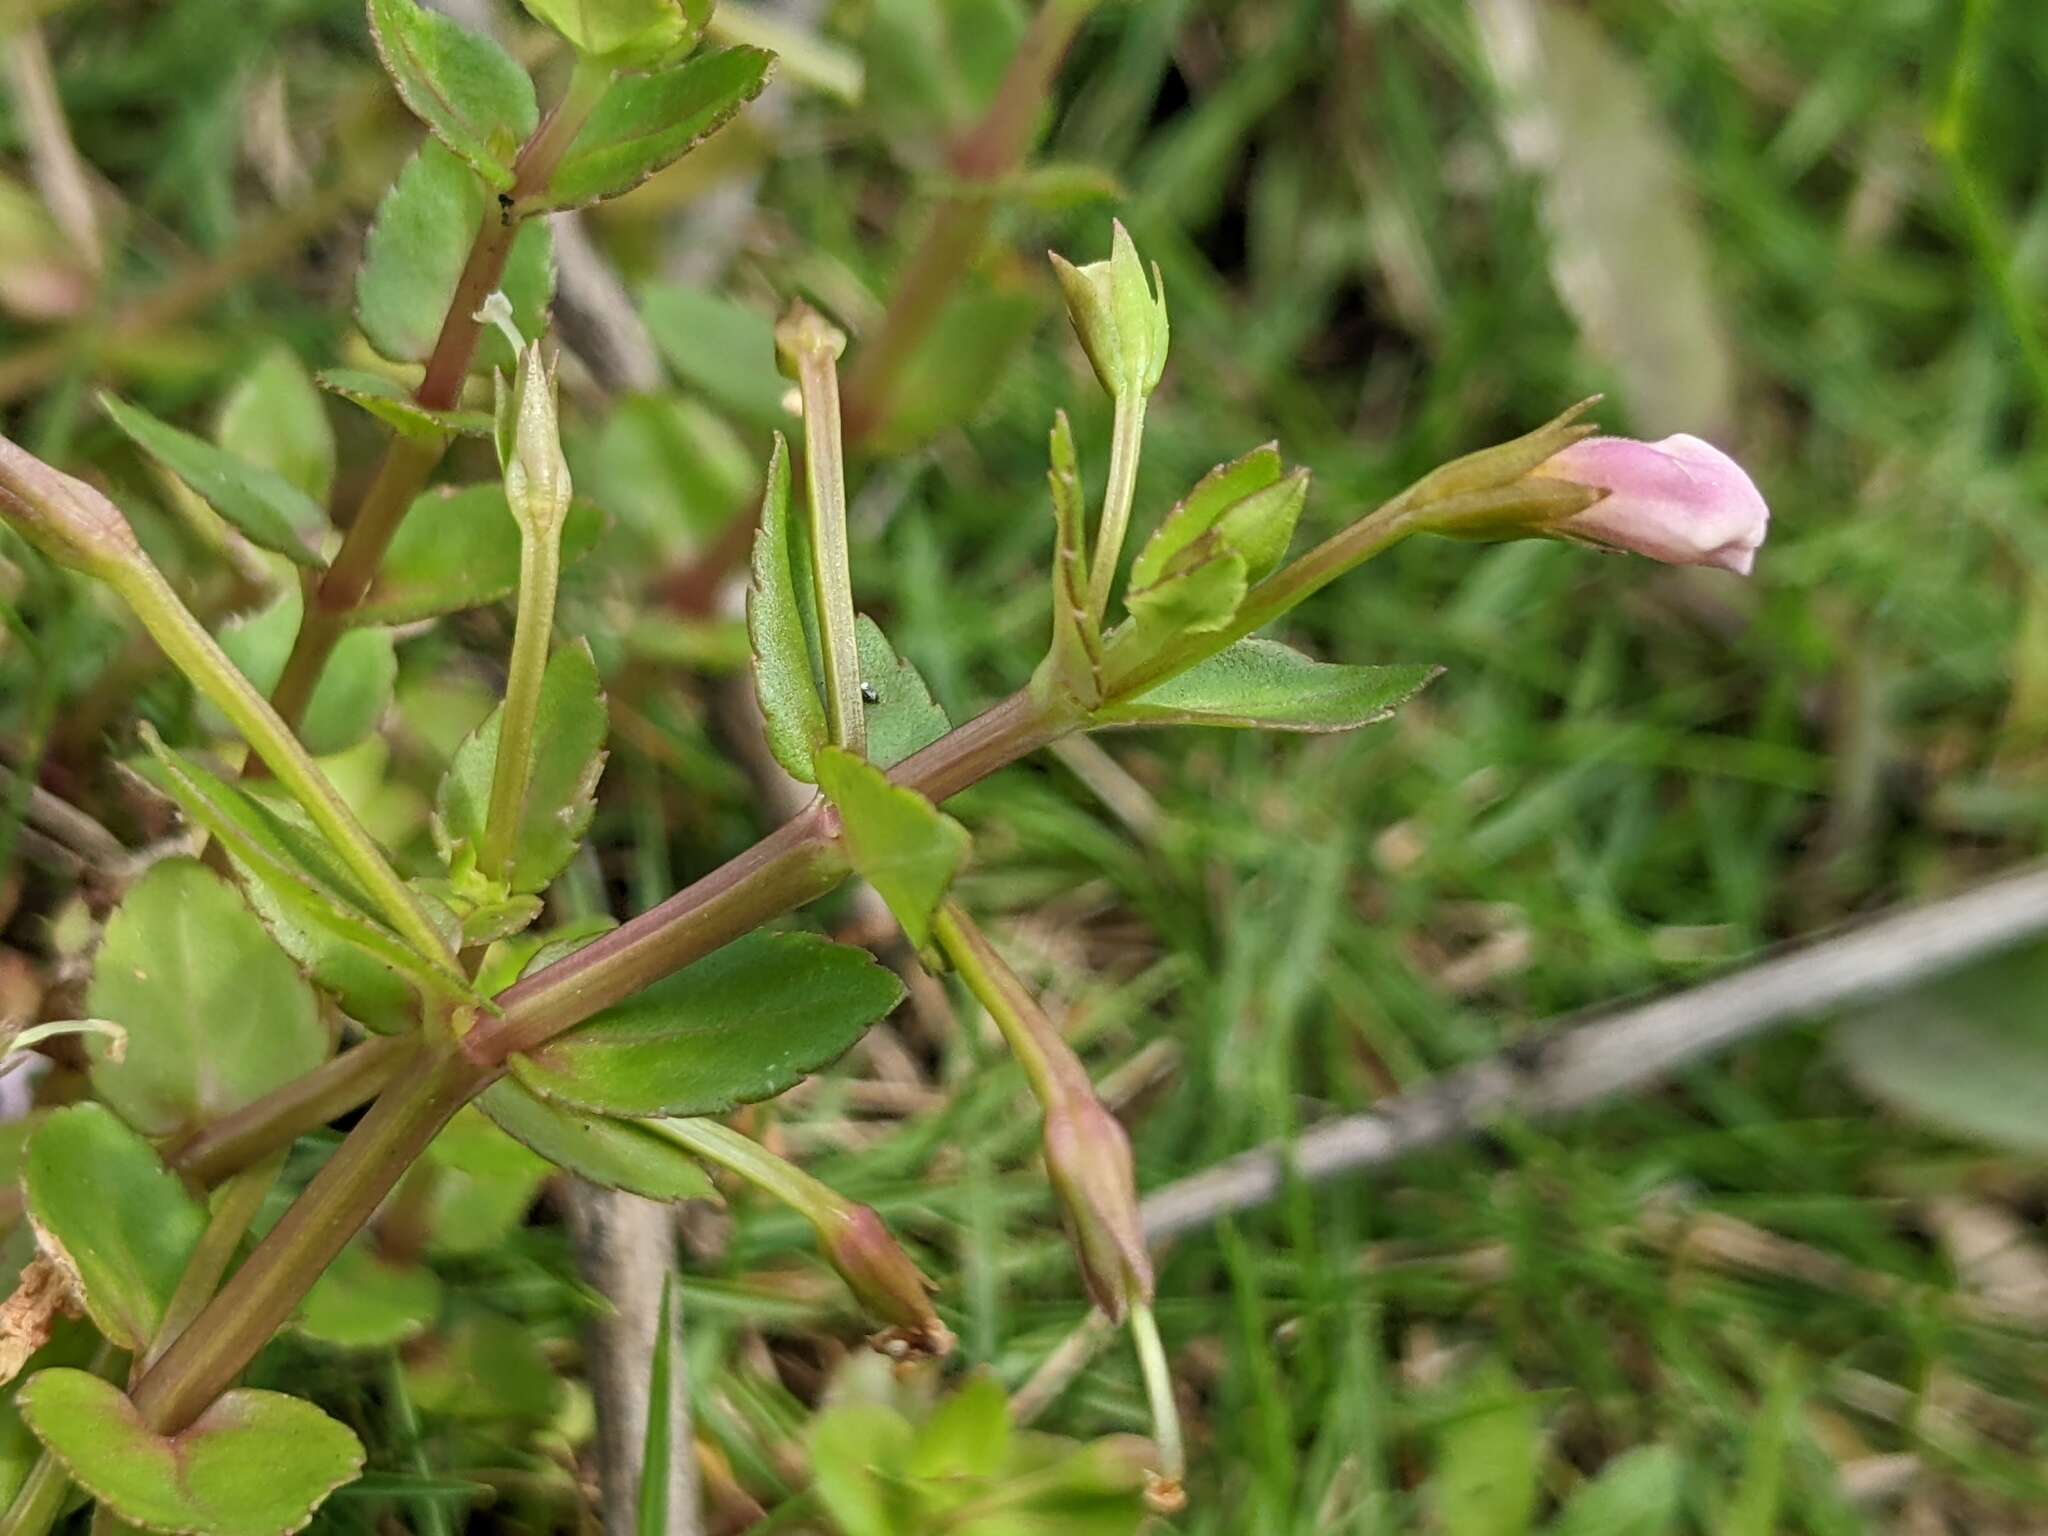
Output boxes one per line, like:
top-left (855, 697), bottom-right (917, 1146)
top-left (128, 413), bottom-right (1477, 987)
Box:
top-left (3, 0), bottom-right (2048, 1530)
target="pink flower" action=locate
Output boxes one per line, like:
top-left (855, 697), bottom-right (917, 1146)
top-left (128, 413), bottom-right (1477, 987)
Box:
top-left (1534, 433), bottom-right (1769, 575)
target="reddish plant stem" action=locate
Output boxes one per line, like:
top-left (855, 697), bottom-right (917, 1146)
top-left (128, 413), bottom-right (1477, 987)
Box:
top-left (267, 74), bottom-right (599, 736)
top-left (659, 0), bottom-right (1091, 613)
top-left (116, 683), bottom-right (1070, 1431)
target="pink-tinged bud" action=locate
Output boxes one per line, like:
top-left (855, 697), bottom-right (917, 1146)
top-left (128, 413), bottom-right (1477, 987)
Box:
top-left (817, 1202), bottom-right (954, 1361)
top-left (0, 434), bottom-right (140, 576)
top-left (1533, 433), bottom-right (1769, 575)
top-left (1043, 1094), bottom-right (1154, 1323)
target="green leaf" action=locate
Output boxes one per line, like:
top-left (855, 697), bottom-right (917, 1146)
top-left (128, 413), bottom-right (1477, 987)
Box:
top-left (217, 347), bottom-right (335, 505)
top-left (855, 615), bottom-right (949, 770)
top-left (639, 284), bottom-right (792, 428)
top-left (317, 368), bottom-right (494, 442)
top-left (1099, 639), bottom-right (1440, 733)
top-left (807, 1403), bottom-right (917, 1536)
top-left (1038, 409), bottom-right (1101, 707)
top-left (214, 584), bottom-right (396, 757)
top-left (478, 1078), bottom-right (718, 1202)
top-left (636, 1275), bottom-right (678, 1536)
top-left (1130, 444), bottom-right (1305, 589)
top-left (368, 0), bottom-right (537, 189)
top-left (509, 931), bottom-right (904, 1118)
top-left (746, 434), bottom-right (827, 783)
top-left (1837, 944), bottom-right (2048, 1155)
top-left (354, 484), bottom-right (602, 627)
top-left (85, 860), bottom-right (325, 1139)
top-left (540, 46), bottom-right (773, 211)
top-left (295, 1240), bottom-right (442, 1350)
top-left (357, 140), bottom-right (554, 375)
top-left (133, 728), bottom-right (468, 1008)
top-left (434, 640), bottom-right (607, 894)
top-left (101, 393), bottom-right (325, 567)
top-left (410, 1107), bottom-right (551, 1257)
top-left (405, 1313), bottom-right (557, 1423)
top-left (1550, 1446), bottom-right (1681, 1536)
top-left (906, 1373), bottom-right (1010, 1483)
top-left (1430, 1361), bottom-right (1541, 1536)
top-left (22, 1105), bottom-right (206, 1350)
top-left (1122, 543), bottom-right (1246, 638)
top-left (20, 1369), bottom-right (364, 1536)
top-left (813, 745), bottom-right (969, 955)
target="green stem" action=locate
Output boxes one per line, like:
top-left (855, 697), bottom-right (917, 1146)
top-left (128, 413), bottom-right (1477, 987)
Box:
top-left (1129, 1303), bottom-right (1184, 1499)
top-left (107, 689), bottom-right (1082, 1429)
top-left (1084, 394), bottom-right (1145, 627)
top-left (932, 902), bottom-right (1086, 1109)
top-left (477, 525), bottom-right (562, 882)
top-left (140, 1154), bottom-right (286, 1375)
top-left (171, 1035), bottom-right (416, 1185)
top-left (653, 1118), bottom-right (838, 1223)
top-left (128, 1051), bottom-right (481, 1434)
top-left (790, 336), bottom-right (864, 756)
top-left (106, 558), bottom-right (455, 969)
top-left (1101, 498), bottom-right (1420, 701)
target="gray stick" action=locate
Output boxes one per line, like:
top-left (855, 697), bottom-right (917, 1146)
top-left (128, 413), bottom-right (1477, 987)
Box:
top-left (1140, 860), bottom-right (2048, 1240)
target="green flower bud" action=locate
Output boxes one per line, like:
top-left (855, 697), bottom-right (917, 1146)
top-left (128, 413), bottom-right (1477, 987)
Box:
top-left (1042, 1092), bottom-right (1153, 1322)
top-left (515, 0), bottom-right (710, 67)
top-left (1049, 220), bottom-right (1169, 403)
top-left (0, 433), bottom-right (140, 578)
top-left (494, 342), bottom-right (572, 541)
top-left (817, 1202), bottom-right (954, 1360)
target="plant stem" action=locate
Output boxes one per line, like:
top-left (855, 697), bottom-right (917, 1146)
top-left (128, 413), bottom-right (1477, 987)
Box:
top-left (932, 902), bottom-right (1082, 1109)
top-left (106, 557), bottom-right (456, 970)
top-left (129, 1049), bottom-right (482, 1434)
top-left (139, 1154), bottom-right (285, 1375)
top-left (653, 1118), bottom-right (837, 1223)
top-left (467, 802), bottom-right (847, 1064)
top-left (782, 311), bottom-right (864, 756)
top-left (1100, 499), bottom-right (1420, 701)
top-left (171, 1034), bottom-right (416, 1184)
top-left (1085, 395), bottom-right (1145, 626)
top-left (110, 688), bottom-right (1081, 1428)
top-left (840, 0), bottom-right (1093, 443)
top-left (477, 522), bottom-right (562, 882)
top-left (268, 59), bottom-right (606, 735)
top-left (1129, 1303), bottom-right (1184, 1505)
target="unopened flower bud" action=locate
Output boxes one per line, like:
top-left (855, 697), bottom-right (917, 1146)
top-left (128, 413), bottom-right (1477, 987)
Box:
top-left (1533, 433), bottom-right (1769, 575)
top-left (817, 1201), bottom-right (954, 1360)
top-left (515, 0), bottom-right (708, 66)
top-left (495, 343), bottom-right (572, 540)
top-left (1043, 1093), bottom-right (1153, 1323)
top-left (0, 434), bottom-right (140, 578)
top-left (1049, 220), bottom-right (1169, 403)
